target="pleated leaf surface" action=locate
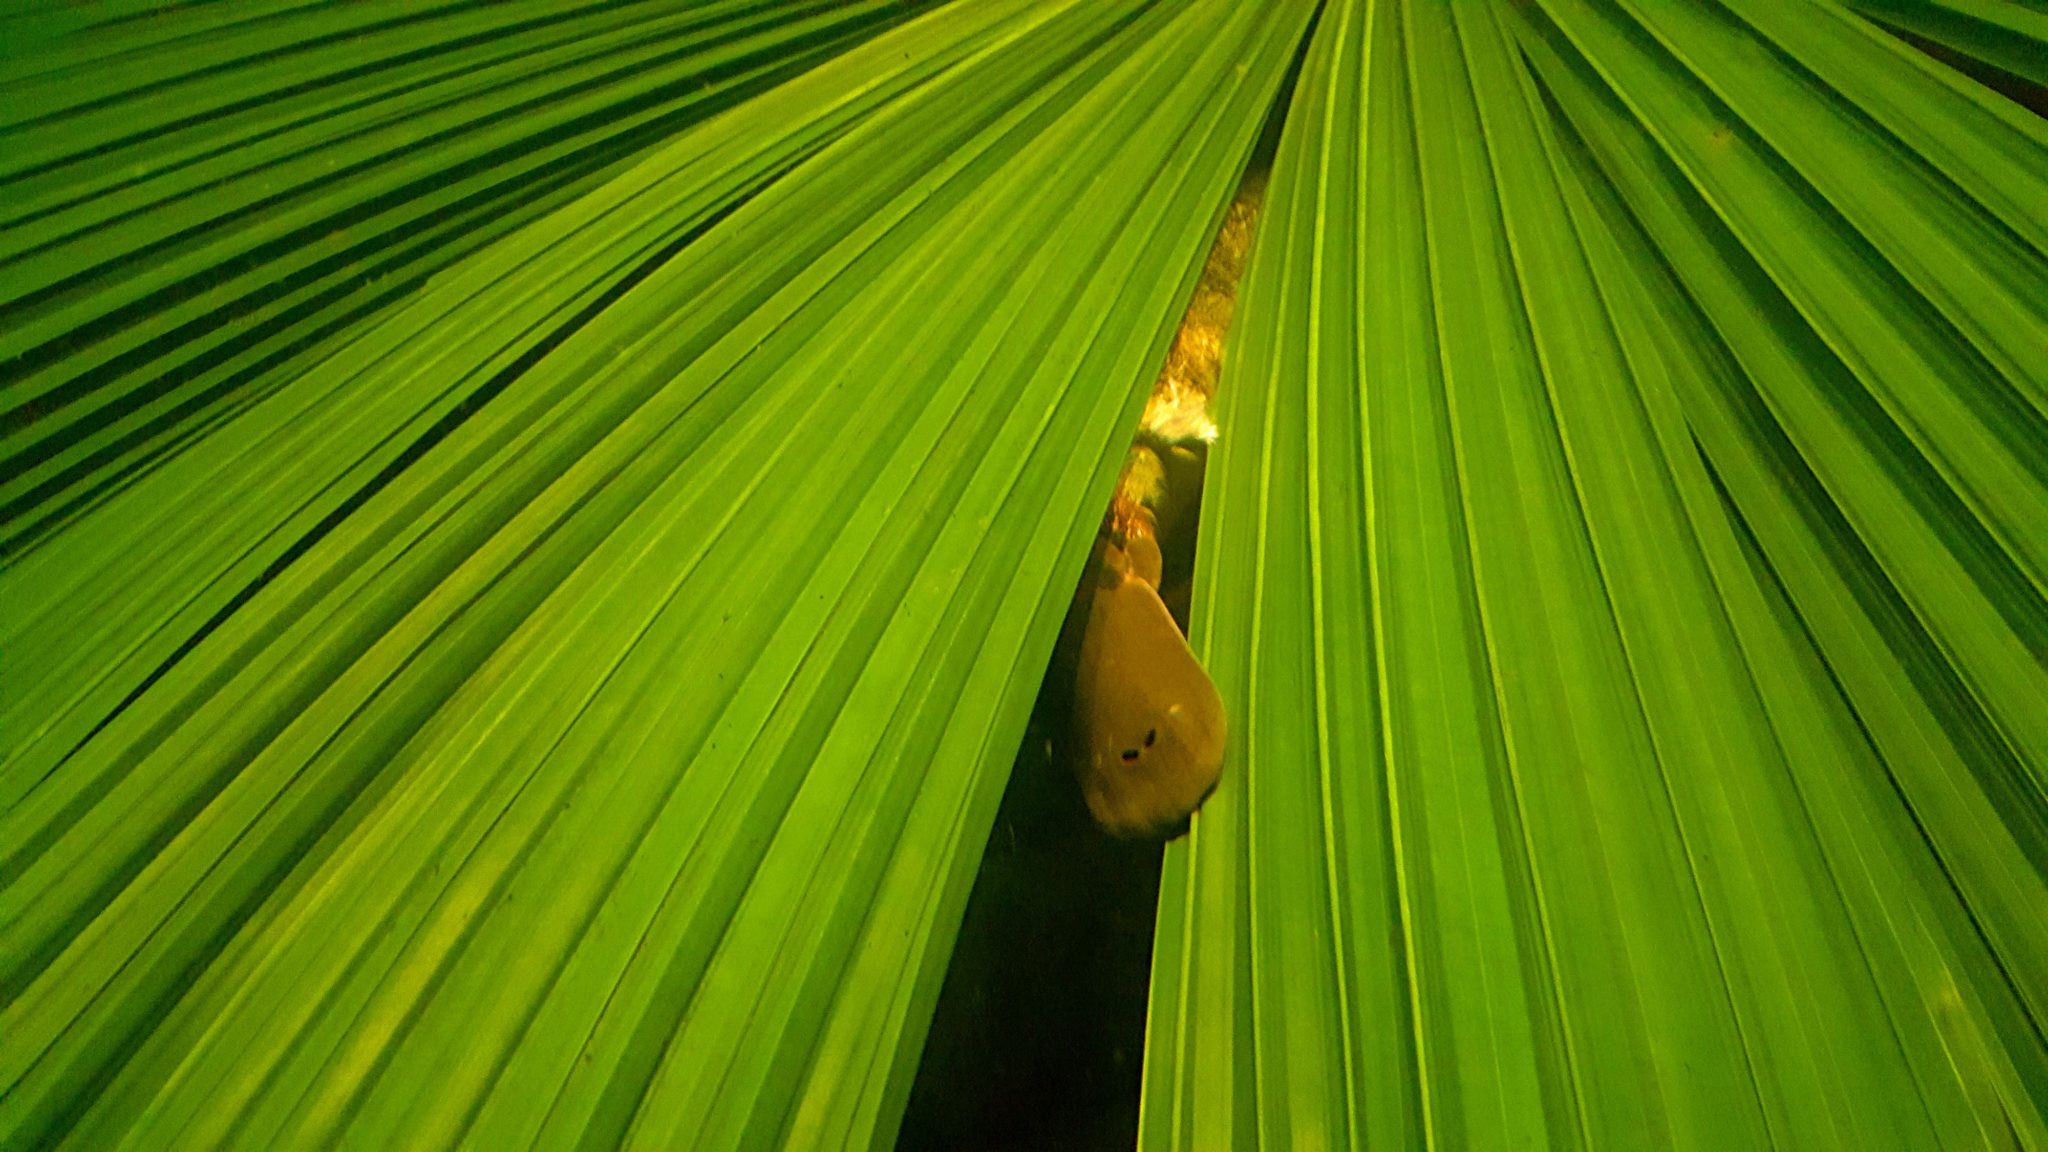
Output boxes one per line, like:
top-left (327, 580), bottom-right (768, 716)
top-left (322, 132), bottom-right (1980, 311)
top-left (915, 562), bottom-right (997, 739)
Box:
top-left (7, 0), bottom-right (2046, 1149)
top-left (1141, 0), bottom-right (2048, 1148)
top-left (0, 2), bottom-right (1317, 1147)
top-left (1, 0), bottom-right (931, 551)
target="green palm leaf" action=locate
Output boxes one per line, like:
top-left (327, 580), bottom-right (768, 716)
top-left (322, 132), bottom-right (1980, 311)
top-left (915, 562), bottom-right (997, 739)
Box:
top-left (1144, 0), bottom-right (2046, 1148)
top-left (4, 1), bottom-right (2043, 1149)
top-left (3, 2), bottom-right (1316, 1146)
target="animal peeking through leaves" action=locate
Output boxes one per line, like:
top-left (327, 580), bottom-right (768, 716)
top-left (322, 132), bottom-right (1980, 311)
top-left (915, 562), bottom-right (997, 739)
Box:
top-left (1045, 170), bottom-right (1262, 840)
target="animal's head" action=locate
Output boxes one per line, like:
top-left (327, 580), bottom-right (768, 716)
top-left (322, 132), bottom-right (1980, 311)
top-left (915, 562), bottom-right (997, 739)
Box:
top-left (1069, 566), bottom-right (1226, 839)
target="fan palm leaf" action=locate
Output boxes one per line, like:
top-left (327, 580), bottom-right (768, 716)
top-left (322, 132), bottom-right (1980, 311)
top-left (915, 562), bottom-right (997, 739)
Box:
top-left (3, 1), bottom-right (2043, 1149)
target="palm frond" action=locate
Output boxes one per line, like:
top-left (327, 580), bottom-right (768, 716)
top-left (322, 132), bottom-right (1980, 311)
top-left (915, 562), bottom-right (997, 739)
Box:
top-left (1143, 0), bottom-right (2046, 1148)
top-left (1, 0), bottom-right (925, 549)
top-left (5, 1), bottom-right (2045, 1149)
top-left (2, 2), bottom-right (1314, 1146)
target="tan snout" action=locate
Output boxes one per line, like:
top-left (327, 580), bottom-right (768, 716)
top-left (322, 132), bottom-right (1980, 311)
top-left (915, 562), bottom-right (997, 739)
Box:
top-left (1070, 567), bottom-right (1226, 839)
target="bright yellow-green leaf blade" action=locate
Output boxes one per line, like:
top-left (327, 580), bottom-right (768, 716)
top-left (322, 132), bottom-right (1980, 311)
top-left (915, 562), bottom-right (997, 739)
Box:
top-left (1, 3), bottom-right (1317, 1148)
top-left (1143, 0), bottom-right (2047, 1148)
